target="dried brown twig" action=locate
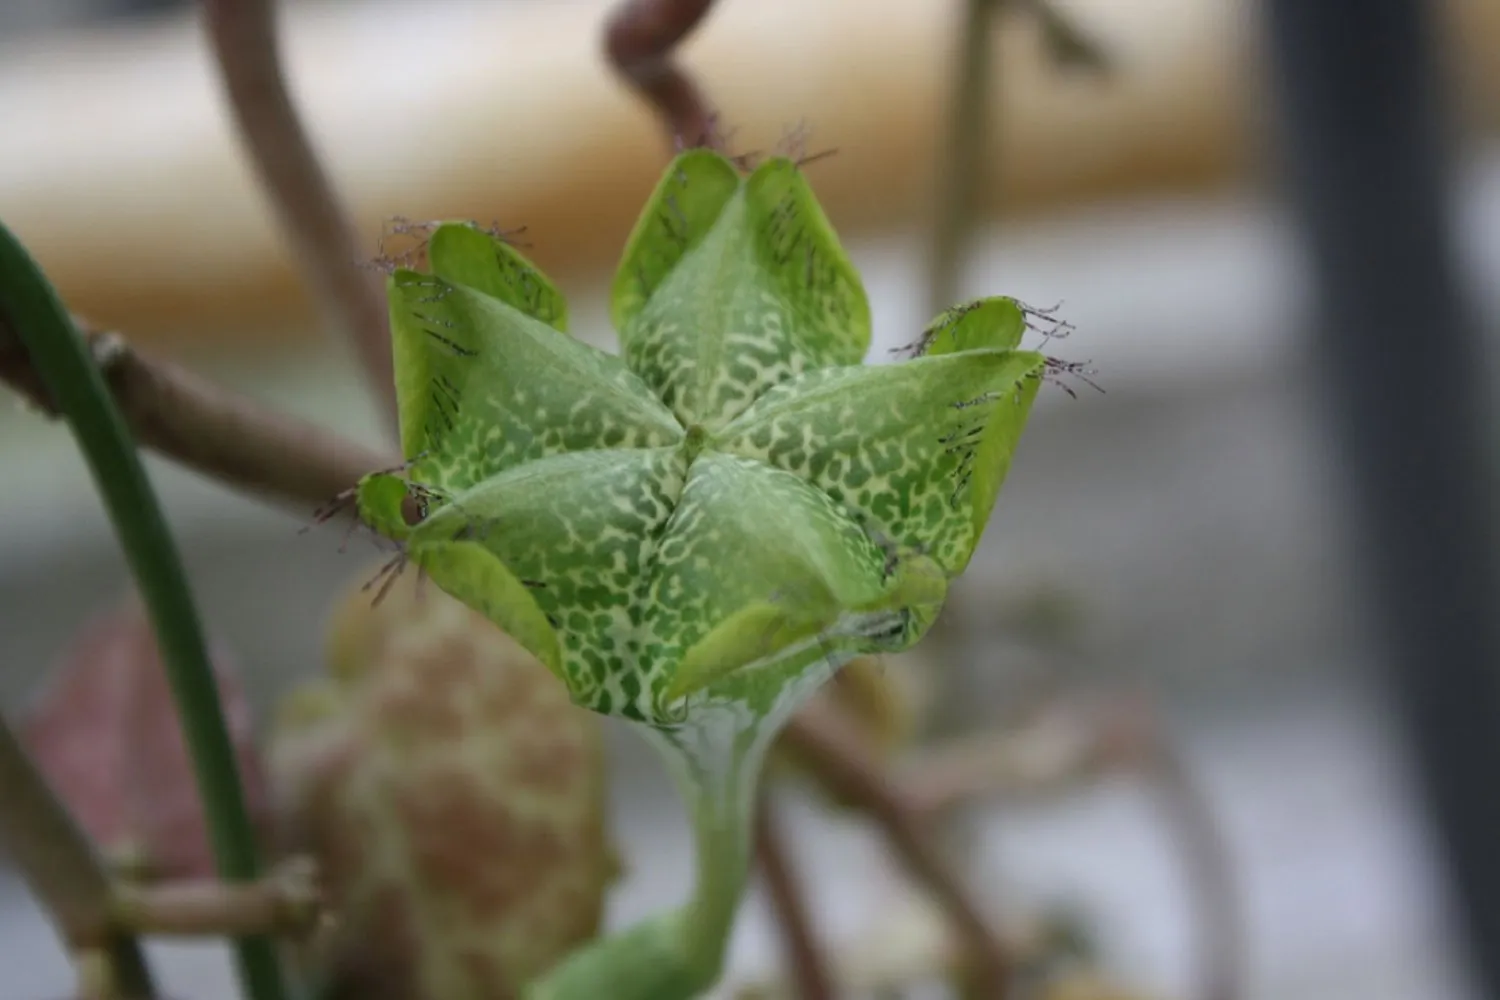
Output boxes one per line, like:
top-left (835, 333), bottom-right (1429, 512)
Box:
top-left (926, 0), bottom-right (1004, 319)
top-left (1140, 716), bottom-right (1243, 1000)
top-left (200, 0), bottom-right (395, 429)
top-left (754, 794), bottom-right (836, 1000)
top-left (926, 0), bottom-right (1112, 319)
top-left (781, 701), bottom-right (1013, 996)
top-left (786, 694), bottom-right (1242, 1000)
top-left (898, 699), bottom-right (1135, 818)
top-left (605, 0), bottom-right (721, 151)
top-left (0, 710), bottom-right (157, 997)
top-left (0, 315), bottom-right (391, 518)
top-left (111, 857), bottom-right (323, 939)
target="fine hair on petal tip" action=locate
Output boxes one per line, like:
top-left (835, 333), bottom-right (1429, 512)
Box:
top-left (361, 546), bottom-right (410, 606)
top-left (1018, 298), bottom-right (1077, 348)
top-left (775, 119), bottom-right (838, 170)
top-left (366, 216), bottom-right (532, 275)
top-left (1040, 356), bottom-right (1104, 399)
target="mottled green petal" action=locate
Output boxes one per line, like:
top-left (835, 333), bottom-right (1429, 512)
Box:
top-left (426, 222), bottom-right (569, 332)
top-left (713, 349), bottom-right (1046, 575)
top-left (960, 359), bottom-right (1046, 558)
top-left (644, 453), bottom-right (914, 717)
top-left (408, 537), bottom-right (565, 678)
top-left (668, 603), bottom-right (833, 708)
top-left (611, 150), bottom-right (743, 335)
top-left (388, 272), bottom-right (682, 493)
top-left (352, 470), bottom-right (565, 678)
top-left (914, 297), bottom-right (1026, 356)
top-left (743, 158), bottom-right (870, 358)
top-left (669, 549), bottom-right (947, 712)
top-left (612, 152), bottom-right (871, 430)
top-left (406, 447), bottom-right (687, 716)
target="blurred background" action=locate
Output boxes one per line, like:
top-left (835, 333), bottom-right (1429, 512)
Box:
top-left (1, 0), bottom-right (1498, 997)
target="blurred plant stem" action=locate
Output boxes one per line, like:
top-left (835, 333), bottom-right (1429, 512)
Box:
top-left (754, 793), bottom-right (836, 1000)
top-left (111, 857), bottom-right (323, 940)
top-left (925, 0), bottom-right (1110, 317)
top-left (0, 711), bottom-right (156, 999)
top-left (1144, 723), bottom-right (1242, 1000)
top-left (606, 0), bottom-right (721, 150)
top-left (200, 0), bottom-right (396, 432)
top-left (0, 316), bottom-right (388, 520)
top-left (781, 702), bottom-right (1011, 992)
top-left (925, 0), bottom-right (1002, 321)
top-left (0, 219), bottom-right (290, 1000)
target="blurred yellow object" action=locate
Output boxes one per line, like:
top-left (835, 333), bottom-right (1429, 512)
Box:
top-left (821, 654), bottom-right (923, 752)
top-left (766, 653), bottom-right (929, 811)
top-left (4, 0), bottom-right (1496, 349)
top-left (268, 565), bottom-right (614, 1000)
top-left (1034, 971), bottom-right (1153, 1000)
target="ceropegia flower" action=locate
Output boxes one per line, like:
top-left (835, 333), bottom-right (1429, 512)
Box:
top-left (352, 149), bottom-right (1050, 998)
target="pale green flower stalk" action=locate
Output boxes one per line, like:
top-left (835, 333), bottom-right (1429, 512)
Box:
top-left (354, 149), bottom-right (1049, 999)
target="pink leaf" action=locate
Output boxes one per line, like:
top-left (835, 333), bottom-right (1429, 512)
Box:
top-left (20, 592), bottom-right (271, 880)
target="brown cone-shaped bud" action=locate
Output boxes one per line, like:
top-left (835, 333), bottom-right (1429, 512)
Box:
top-left (20, 592), bottom-right (271, 881)
top-left (269, 566), bottom-right (614, 1000)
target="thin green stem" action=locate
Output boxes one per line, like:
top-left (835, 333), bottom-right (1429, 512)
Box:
top-left (0, 220), bottom-right (290, 1000)
top-left (670, 720), bottom-right (762, 969)
top-left (525, 719), bottom-right (762, 1000)
top-left (523, 705), bottom-right (786, 1000)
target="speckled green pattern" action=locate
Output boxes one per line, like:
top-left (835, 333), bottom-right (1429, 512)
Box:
top-left (353, 148), bottom-right (1057, 1000)
top-left (714, 348), bottom-right (1046, 575)
top-left (426, 222), bottom-right (569, 333)
top-left (611, 153), bottom-right (871, 430)
top-left (405, 446), bottom-right (687, 718)
top-left (385, 267), bottom-right (682, 494)
top-left (642, 453), bottom-right (894, 711)
top-left (610, 150), bottom-right (742, 334)
top-left (913, 296), bottom-right (1027, 357)
top-left (360, 153), bottom-right (1047, 727)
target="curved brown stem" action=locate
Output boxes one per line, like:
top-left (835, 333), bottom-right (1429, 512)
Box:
top-left (754, 794), bottom-right (837, 1000)
top-left (925, 0), bottom-right (1002, 319)
top-left (111, 857), bottom-right (323, 940)
top-left (0, 711), bottom-right (158, 997)
top-left (0, 315), bottom-right (390, 518)
top-left (781, 702), bottom-right (1012, 996)
top-left (604, 0), bottom-right (721, 151)
top-left (1146, 734), bottom-right (1243, 1000)
top-left (898, 701), bottom-right (1117, 818)
top-left (200, 0), bottom-right (395, 430)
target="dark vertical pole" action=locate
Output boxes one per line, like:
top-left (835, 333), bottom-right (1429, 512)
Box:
top-left (1260, 0), bottom-right (1500, 994)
